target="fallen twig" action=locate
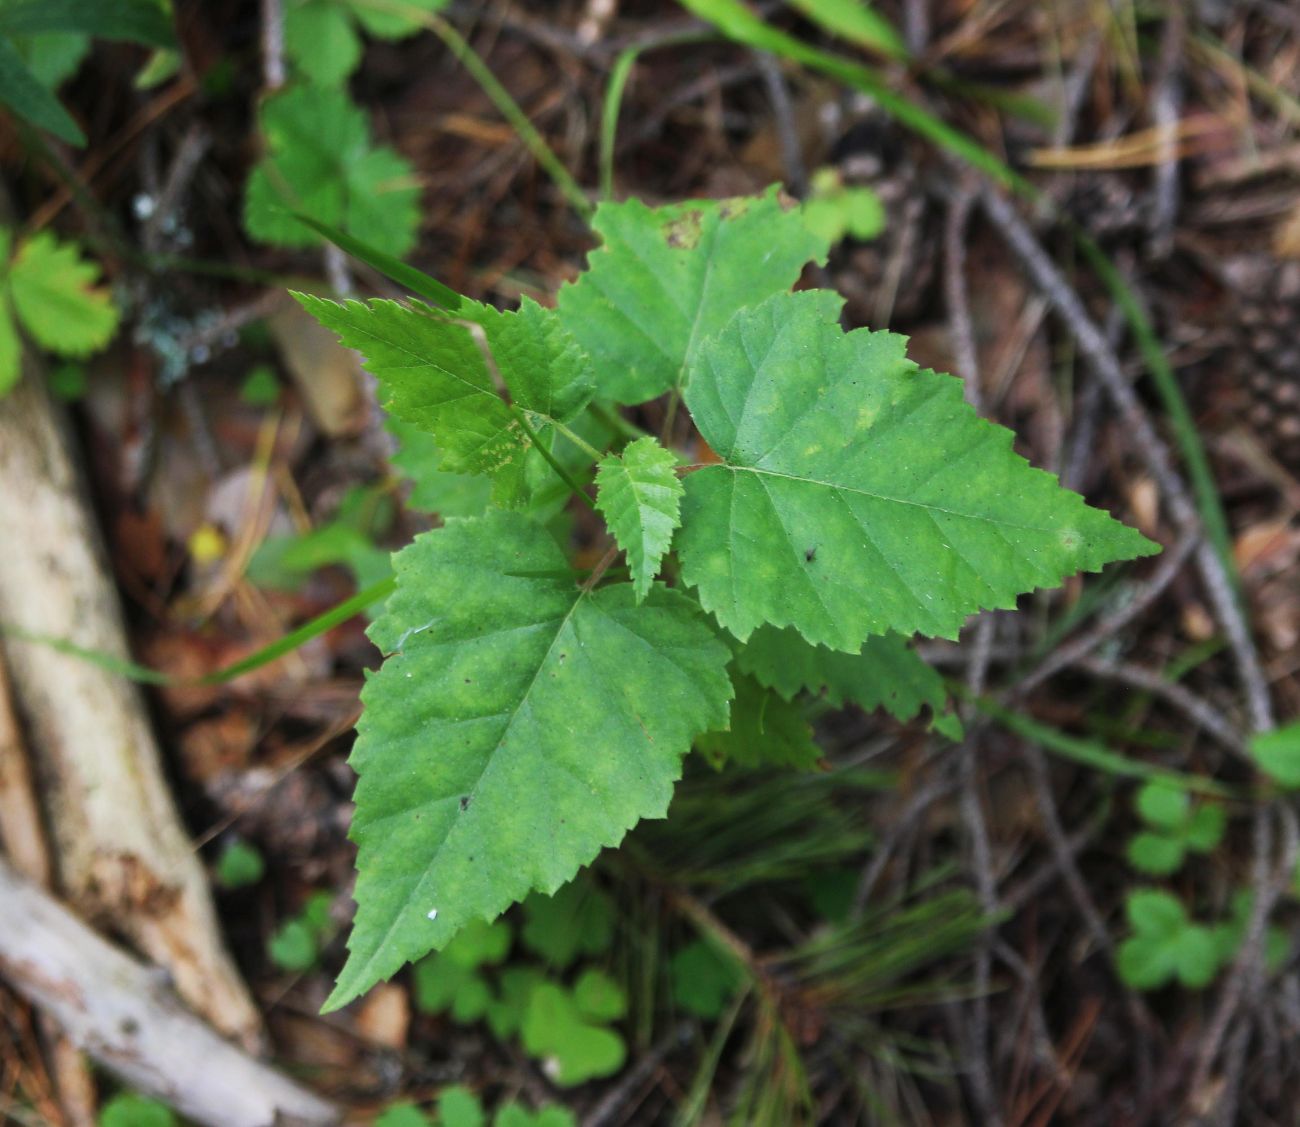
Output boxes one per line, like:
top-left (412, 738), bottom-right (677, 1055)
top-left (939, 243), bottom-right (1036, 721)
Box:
top-left (0, 857), bottom-right (338, 1127)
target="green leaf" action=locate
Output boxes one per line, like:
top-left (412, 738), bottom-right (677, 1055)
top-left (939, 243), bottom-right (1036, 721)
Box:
top-left (803, 169), bottom-right (887, 244)
top-left (1251, 721), bottom-right (1300, 788)
top-left (670, 939), bottom-right (745, 1019)
top-left (521, 982), bottom-right (626, 1087)
top-left (0, 35), bottom-right (83, 143)
top-left (1134, 782), bottom-right (1189, 831)
top-left (351, 0), bottom-right (448, 38)
top-left (594, 436), bottom-right (684, 601)
top-left (8, 232), bottom-right (118, 356)
top-left (376, 1102), bottom-right (434, 1127)
top-left (494, 1106), bottom-right (576, 1127)
top-left (0, 0), bottom-right (174, 46)
top-left (696, 671), bottom-right (820, 771)
top-left (240, 363), bottom-right (281, 406)
top-left (485, 966), bottom-right (544, 1039)
top-left (1126, 888), bottom-right (1186, 937)
top-left (1171, 925), bottom-right (1220, 989)
top-left (297, 294), bottom-right (594, 507)
top-left (215, 839), bottom-right (265, 889)
top-left (555, 186), bottom-right (829, 405)
top-left (98, 1093), bottom-right (178, 1127)
top-left (1126, 831), bottom-right (1185, 876)
top-left (244, 85), bottom-right (419, 257)
top-left (787, 0), bottom-right (908, 58)
top-left (521, 879), bottom-right (615, 968)
top-left (11, 31), bottom-right (88, 87)
top-left (285, 0), bottom-right (363, 86)
top-left (443, 918), bottom-right (513, 969)
top-left (736, 625), bottom-right (953, 730)
top-left (389, 419), bottom-right (491, 519)
top-left (572, 968), bottom-right (627, 1022)
top-left (1184, 804), bottom-right (1226, 853)
top-left (677, 291), bottom-right (1157, 650)
top-left (436, 1087), bottom-right (485, 1127)
top-left (328, 511), bottom-right (732, 1009)
top-left (0, 298), bottom-right (19, 395)
top-left (268, 919), bottom-right (320, 972)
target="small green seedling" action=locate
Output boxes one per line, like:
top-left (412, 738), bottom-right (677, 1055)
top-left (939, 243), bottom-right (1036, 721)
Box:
top-left (670, 939), bottom-right (746, 1019)
top-left (413, 882), bottom-right (628, 1087)
top-left (801, 167), bottom-right (887, 245)
top-left (0, 229), bottom-right (118, 395)
top-left (1126, 782), bottom-right (1225, 875)
top-left (268, 890), bottom-right (336, 972)
top-left (1251, 720), bottom-right (1300, 788)
top-left (98, 1093), bottom-right (177, 1127)
top-left (283, 0), bottom-right (449, 85)
top-left (1117, 889), bottom-right (1219, 990)
top-left (240, 363), bottom-right (281, 407)
top-left (249, 485), bottom-right (394, 594)
top-left (244, 85), bottom-right (419, 257)
top-left (1209, 890), bottom-right (1290, 974)
top-left (214, 838), bottom-right (266, 890)
top-left (294, 187), bottom-right (1155, 1009)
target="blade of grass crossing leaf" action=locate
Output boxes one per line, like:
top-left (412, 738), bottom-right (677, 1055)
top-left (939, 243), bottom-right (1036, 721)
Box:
top-left (290, 212), bottom-right (463, 309)
top-left (600, 32), bottom-right (714, 202)
top-left (0, 36), bottom-right (83, 144)
top-left (0, 577), bottom-right (396, 687)
top-left (976, 698), bottom-right (1236, 798)
top-left (678, 0), bottom-right (1030, 191)
top-left (0, 0), bottom-right (175, 46)
top-left (426, 15), bottom-right (591, 221)
top-left (1074, 230), bottom-right (1241, 603)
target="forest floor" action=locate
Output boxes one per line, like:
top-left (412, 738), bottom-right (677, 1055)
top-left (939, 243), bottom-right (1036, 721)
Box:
top-left (2, 1), bottom-right (1300, 1125)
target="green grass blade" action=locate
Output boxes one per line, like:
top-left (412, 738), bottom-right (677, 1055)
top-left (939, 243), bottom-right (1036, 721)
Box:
top-left (291, 212), bottom-right (463, 310)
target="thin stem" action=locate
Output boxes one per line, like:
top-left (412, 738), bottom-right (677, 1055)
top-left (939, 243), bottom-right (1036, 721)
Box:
top-left (428, 14), bottom-right (592, 222)
top-left (549, 418), bottom-right (605, 462)
top-left (512, 408), bottom-right (595, 511)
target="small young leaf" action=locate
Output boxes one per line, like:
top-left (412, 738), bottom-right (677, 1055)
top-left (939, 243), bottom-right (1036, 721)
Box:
top-left (436, 1086), bottom-right (485, 1127)
top-left (670, 939), bottom-right (745, 1019)
top-left (521, 982), bottom-right (626, 1086)
top-left (572, 968), bottom-right (627, 1022)
top-left (522, 880), bottom-right (615, 969)
top-left (736, 625), bottom-right (953, 730)
top-left (696, 671), bottom-right (820, 771)
top-left (1135, 782), bottom-right (1189, 832)
top-left (1251, 721), bottom-right (1300, 788)
top-left (594, 436), bottom-right (684, 600)
top-left (677, 291), bottom-right (1157, 649)
top-left (328, 511), bottom-right (732, 1009)
top-left (374, 1102), bottom-right (434, 1127)
top-left (1125, 888), bottom-right (1186, 937)
top-left (555, 186), bottom-right (829, 405)
top-left (1184, 804), bottom-right (1226, 853)
top-left (1126, 831), bottom-right (1185, 876)
top-left (284, 0), bottom-right (362, 85)
top-left (215, 839), bottom-right (265, 889)
top-left (268, 919), bottom-right (319, 972)
top-left (297, 295), bottom-right (594, 507)
top-left (99, 1093), bottom-right (177, 1127)
top-left (8, 232), bottom-right (118, 358)
top-left (244, 85), bottom-right (419, 256)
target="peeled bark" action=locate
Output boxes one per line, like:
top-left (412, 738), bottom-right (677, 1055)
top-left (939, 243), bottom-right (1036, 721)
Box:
top-left (0, 856), bottom-right (339, 1127)
top-left (0, 370), bottom-right (260, 1046)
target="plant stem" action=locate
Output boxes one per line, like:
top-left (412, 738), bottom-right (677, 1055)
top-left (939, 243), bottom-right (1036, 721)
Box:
top-left (549, 418), bottom-right (605, 462)
top-left (511, 407), bottom-right (595, 510)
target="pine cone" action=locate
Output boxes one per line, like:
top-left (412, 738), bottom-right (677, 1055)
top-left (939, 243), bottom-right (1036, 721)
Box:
top-left (1230, 257), bottom-right (1300, 473)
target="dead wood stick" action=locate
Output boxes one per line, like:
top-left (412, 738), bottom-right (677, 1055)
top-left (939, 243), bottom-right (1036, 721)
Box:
top-left (0, 370), bottom-right (260, 1047)
top-left (0, 856), bottom-right (338, 1127)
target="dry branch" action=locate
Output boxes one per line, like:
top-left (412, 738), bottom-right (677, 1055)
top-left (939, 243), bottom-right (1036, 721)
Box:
top-left (0, 856), bottom-right (338, 1127)
top-left (0, 370), bottom-right (260, 1047)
